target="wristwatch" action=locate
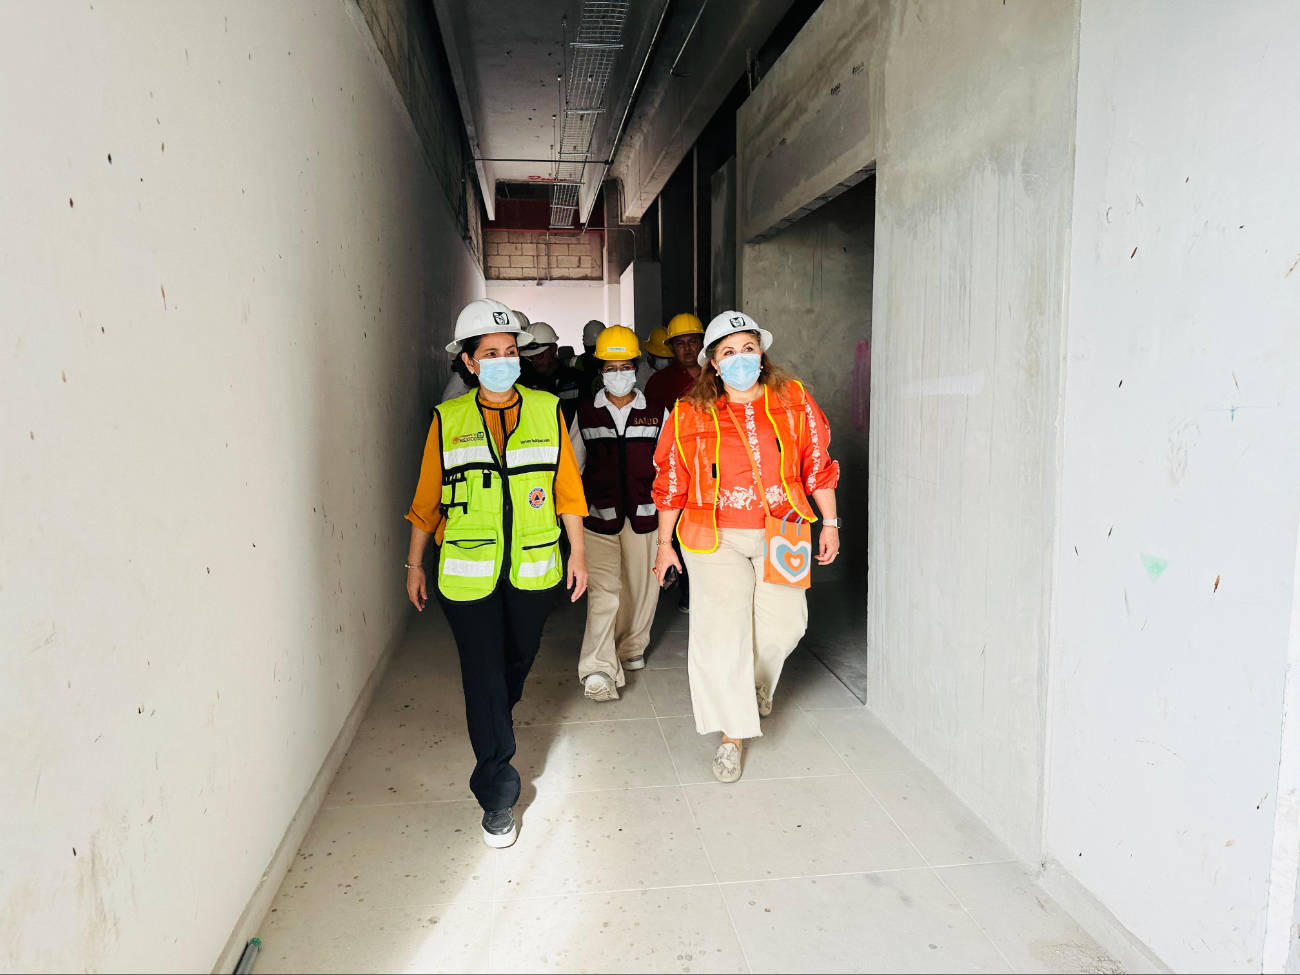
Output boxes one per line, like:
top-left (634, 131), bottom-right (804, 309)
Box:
top-left (822, 518), bottom-right (842, 528)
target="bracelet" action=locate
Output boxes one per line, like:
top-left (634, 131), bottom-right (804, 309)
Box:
top-left (656, 539), bottom-right (675, 547)
top-left (404, 563), bottom-right (425, 571)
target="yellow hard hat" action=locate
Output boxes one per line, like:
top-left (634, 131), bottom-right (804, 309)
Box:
top-left (645, 326), bottom-right (672, 357)
top-left (594, 325), bottom-right (640, 361)
top-left (665, 313), bottom-right (704, 338)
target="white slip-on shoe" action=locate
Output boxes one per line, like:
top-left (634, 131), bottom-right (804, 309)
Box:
top-left (482, 808), bottom-right (517, 849)
top-left (622, 655), bottom-right (645, 671)
top-left (712, 742), bottom-right (743, 783)
top-left (756, 684), bottom-right (773, 717)
top-left (583, 672), bottom-right (619, 702)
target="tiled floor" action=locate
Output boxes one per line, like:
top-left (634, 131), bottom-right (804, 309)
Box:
top-left (256, 599), bottom-right (1119, 974)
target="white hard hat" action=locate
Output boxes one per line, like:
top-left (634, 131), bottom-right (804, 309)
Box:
top-left (698, 310), bottom-right (773, 367)
top-left (446, 298), bottom-right (535, 354)
top-left (521, 321), bottom-right (559, 356)
top-left (513, 310), bottom-right (530, 329)
top-left (582, 319), bottom-right (605, 347)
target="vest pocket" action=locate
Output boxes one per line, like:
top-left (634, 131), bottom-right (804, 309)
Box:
top-left (513, 524), bottom-right (562, 587)
top-left (438, 524), bottom-right (501, 598)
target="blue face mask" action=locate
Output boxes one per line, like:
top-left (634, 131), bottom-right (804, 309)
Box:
top-left (477, 356), bottom-right (521, 393)
top-left (717, 352), bottom-right (762, 391)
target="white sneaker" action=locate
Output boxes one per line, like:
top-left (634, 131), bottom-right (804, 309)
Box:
top-left (712, 742), bottom-right (742, 783)
top-left (622, 655), bottom-right (645, 671)
top-left (481, 808), bottom-right (517, 849)
top-left (583, 673), bottom-right (619, 702)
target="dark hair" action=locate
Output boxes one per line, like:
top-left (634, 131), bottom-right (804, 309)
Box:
top-left (681, 331), bottom-right (797, 410)
top-left (600, 355), bottom-right (640, 370)
top-left (453, 335), bottom-right (482, 388)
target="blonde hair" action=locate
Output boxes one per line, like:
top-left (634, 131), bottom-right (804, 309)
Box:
top-left (681, 335), bottom-right (800, 411)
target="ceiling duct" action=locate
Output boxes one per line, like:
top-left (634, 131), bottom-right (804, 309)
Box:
top-left (550, 1), bottom-right (630, 228)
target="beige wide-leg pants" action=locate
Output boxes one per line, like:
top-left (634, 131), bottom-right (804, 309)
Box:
top-left (681, 528), bottom-right (808, 739)
top-left (578, 521), bottom-right (660, 687)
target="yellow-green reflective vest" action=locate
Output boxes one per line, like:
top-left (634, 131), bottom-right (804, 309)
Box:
top-left (434, 386), bottom-right (564, 601)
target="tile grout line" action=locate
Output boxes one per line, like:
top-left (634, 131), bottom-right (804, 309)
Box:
top-left (323, 772), bottom-right (894, 811)
top-left (271, 859), bottom-right (1027, 920)
top-left (801, 712), bottom-right (1018, 972)
top-left (852, 770), bottom-right (1019, 975)
top-left (654, 713), bottom-right (755, 975)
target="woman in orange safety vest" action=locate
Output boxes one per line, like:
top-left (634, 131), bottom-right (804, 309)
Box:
top-left (651, 311), bottom-right (841, 783)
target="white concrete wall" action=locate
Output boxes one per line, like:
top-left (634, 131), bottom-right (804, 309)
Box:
top-left (0, 3), bottom-right (482, 970)
top-left (484, 280), bottom-right (605, 350)
top-left (866, 0), bottom-right (1079, 860)
top-left (1046, 3), bottom-right (1300, 971)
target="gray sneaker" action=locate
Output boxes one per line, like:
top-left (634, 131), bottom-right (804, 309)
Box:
top-left (482, 807), bottom-right (517, 849)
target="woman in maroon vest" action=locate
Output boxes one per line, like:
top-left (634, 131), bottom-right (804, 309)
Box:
top-left (569, 326), bottom-right (670, 701)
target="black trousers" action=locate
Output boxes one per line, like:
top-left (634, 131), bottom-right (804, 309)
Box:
top-left (438, 581), bottom-right (556, 812)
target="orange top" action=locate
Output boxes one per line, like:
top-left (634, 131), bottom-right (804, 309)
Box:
top-left (652, 393), bottom-right (839, 528)
top-left (406, 390), bottom-right (586, 544)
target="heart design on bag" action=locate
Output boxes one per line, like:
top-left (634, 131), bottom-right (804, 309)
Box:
top-left (769, 535), bottom-right (811, 584)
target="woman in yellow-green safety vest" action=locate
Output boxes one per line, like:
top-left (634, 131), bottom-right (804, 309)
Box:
top-left (405, 298), bottom-right (588, 850)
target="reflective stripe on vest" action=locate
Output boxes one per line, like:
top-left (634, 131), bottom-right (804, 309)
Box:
top-left (506, 445), bottom-right (560, 466)
top-left (443, 444), bottom-right (495, 468)
top-left (577, 398), bottom-right (661, 535)
top-left (434, 387), bottom-right (565, 600)
top-left (442, 558), bottom-right (496, 578)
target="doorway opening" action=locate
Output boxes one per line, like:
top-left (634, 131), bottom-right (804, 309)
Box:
top-left (741, 173), bottom-right (875, 700)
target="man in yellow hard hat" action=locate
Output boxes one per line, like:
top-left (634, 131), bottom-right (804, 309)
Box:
top-left (645, 312), bottom-right (704, 408)
top-left (568, 326), bottom-right (669, 700)
top-left (644, 326), bottom-right (673, 373)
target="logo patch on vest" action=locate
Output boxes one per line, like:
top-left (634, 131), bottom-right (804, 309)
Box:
top-left (492, 311), bottom-right (509, 326)
top-left (528, 487), bottom-right (547, 509)
top-left (452, 431), bottom-right (485, 444)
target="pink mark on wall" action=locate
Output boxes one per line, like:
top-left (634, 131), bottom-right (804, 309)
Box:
top-left (852, 339), bottom-right (871, 431)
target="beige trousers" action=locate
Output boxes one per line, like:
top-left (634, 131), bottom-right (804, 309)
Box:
top-left (578, 522), bottom-right (660, 687)
top-left (682, 528), bottom-right (808, 739)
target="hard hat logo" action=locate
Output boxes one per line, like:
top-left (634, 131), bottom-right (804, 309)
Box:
top-left (730, 317), bottom-right (746, 329)
top-left (492, 311), bottom-right (509, 326)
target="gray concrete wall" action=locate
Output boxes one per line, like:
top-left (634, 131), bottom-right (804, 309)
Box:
top-left (0, 3), bottom-right (483, 968)
top-left (867, 0), bottom-right (1078, 863)
top-left (738, 0), bottom-right (1079, 861)
top-left (1047, 3), bottom-right (1300, 969)
top-left (741, 176), bottom-right (875, 698)
top-left (358, 0), bottom-right (482, 259)
top-left (612, 0), bottom-right (796, 222)
top-left (737, 0), bottom-right (882, 244)
top-left (710, 157), bottom-right (737, 315)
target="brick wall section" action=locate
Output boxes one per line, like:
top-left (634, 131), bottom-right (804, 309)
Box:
top-left (484, 231), bottom-right (604, 280)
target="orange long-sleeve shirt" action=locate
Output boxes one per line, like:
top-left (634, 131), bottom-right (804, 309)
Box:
top-left (652, 389), bottom-right (840, 528)
top-left (406, 390), bottom-right (586, 544)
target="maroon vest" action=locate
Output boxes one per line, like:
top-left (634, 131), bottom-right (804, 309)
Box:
top-left (577, 397), bottom-right (663, 534)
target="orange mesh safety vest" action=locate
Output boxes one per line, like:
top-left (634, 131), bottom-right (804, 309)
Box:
top-left (670, 382), bottom-right (819, 554)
